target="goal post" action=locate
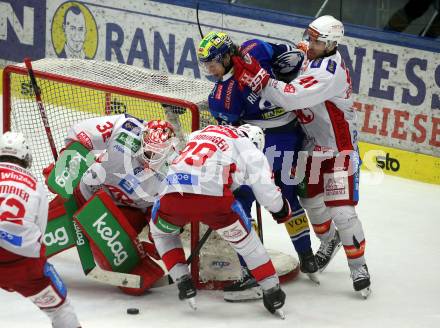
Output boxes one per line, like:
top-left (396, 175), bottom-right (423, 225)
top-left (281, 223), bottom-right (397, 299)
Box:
top-left (2, 58), bottom-right (298, 289)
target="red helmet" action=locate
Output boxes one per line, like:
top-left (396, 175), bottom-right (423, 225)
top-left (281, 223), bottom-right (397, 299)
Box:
top-left (141, 120), bottom-right (176, 170)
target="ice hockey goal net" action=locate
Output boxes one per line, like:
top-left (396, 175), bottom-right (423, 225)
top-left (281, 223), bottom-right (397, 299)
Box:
top-left (2, 58), bottom-right (298, 289)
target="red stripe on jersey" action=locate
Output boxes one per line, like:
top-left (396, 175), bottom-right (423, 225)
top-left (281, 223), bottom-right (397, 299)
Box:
top-left (343, 240), bottom-right (366, 259)
top-left (325, 101), bottom-right (354, 151)
top-left (312, 219), bottom-right (332, 235)
top-left (250, 260), bottom-right (276, 282)
top-left (162, 247), bottom-right (186, 271)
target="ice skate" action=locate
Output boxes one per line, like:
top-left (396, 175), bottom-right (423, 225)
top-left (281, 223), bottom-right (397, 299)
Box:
top-left (351, 264), bottom-right (371, 299)
top-left (177, 275), bottom-right (197, 310)
top-left (298, 250), bottom-right (320, 284)
top-left (224, 267), bottom-right (263, 302)
top-left (262, 285), bottom-right (286, 319)
top-left (316, 230), bottom-right (342, 272)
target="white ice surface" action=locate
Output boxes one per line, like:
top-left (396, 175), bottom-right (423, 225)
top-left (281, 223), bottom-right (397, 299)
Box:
top-left (1, 95), bottom-right (440, 327)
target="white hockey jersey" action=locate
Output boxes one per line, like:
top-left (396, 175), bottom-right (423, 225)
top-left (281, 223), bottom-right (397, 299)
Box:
top-left (261, 51), bottom-right (358, 153)
top-left (0, 163), bottom-right (48, 258)
top-left (66, 115), bottom-right (166, 209)
top-left (164, 125), bottom-right (284, 214)
top-left (65, 114), bottom-right (133, 154)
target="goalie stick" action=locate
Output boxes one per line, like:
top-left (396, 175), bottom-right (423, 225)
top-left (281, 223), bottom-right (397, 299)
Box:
top-left (24, 58), bottom-right (58, 161)
top-left (25, 58), bottom-right (141, 288)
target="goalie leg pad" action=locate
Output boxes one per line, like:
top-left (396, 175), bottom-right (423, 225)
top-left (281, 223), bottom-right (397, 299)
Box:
top-left (44, 196), bottom-right (77, 258)
top-left (74, 191), bottom-right (142, 273)
top-left (118, 256), bottom-right (165, 296)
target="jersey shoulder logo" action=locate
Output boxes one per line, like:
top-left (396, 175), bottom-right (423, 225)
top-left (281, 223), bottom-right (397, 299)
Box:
top-left (121, 120), bottom-right (142, 136)
top-left (310, 58), bottom-right (323, 68)
top-left (326, 59), bottom-right (337, 74)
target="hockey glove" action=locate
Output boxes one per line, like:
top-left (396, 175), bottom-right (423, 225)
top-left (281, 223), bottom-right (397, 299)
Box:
top-left (270, 197), bottom-right (292, 224)
top-left (232, 54), bottom-right (270, 94)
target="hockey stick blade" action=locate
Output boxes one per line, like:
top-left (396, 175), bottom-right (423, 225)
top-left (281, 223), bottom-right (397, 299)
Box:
top-left (86, 266), bottom-right (143, 288)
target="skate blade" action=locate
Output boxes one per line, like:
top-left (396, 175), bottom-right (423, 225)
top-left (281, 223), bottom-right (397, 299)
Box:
top-left (224, 286), bottom-right (263, 302)
top-left (359, 287), bottom-right (371, 299)
top-left (275, 309), bottom-right (286, 320)
top-left (307, 272), bottom-right (320, 285)
top-left (187, 297), bottom-right (197, 310)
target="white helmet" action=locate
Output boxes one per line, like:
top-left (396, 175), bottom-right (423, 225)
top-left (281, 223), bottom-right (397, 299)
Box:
top-left (236, 124), bottom-right (265, 151)
top-left (0, 132), bottom-right (32, 168)
top-left (305, 15), bottom-right (344, 49)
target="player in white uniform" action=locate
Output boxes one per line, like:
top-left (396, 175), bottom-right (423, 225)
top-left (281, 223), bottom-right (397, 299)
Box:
top-left (46, 115), bottom-right (177, 295)
top-left (65, 114), bottom-right (169, 211)
top-left (231, 16), bottom-right (371, 298)
top-left (0, 132), bottom-right (81, 327)
top-left (149, 124), bottom-right (291, 316)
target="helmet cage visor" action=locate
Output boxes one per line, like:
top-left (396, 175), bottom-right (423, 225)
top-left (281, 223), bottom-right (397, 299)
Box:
top-left (140, 121), bottom-right (176, 170)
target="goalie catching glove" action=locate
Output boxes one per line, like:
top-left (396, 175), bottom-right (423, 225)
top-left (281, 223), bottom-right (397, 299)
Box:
top-left (270, 197), bottom-right (292, 224)
top-left (232, 54), bottom-right (270, 94)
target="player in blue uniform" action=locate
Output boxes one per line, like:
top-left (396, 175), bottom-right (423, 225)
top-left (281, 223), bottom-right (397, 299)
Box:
top-left (197, 32), bottom-right (319, 300)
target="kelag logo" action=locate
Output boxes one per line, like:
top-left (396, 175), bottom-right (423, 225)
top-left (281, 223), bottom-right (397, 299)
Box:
top-left (0, 0), bottom-right (45, 62)
top-left (51, 1), bottom-right (97, 59)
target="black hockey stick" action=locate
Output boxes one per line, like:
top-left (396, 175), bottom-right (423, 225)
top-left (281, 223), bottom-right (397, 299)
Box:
top-left (163, 227), bottom-right (213, 286)
top-left (196, 2), bottom-right (204, 38)
top-left (256, 202), bottom-right (264, 243)
top-left (24, 58), bottom-right (58, 161)
top-left (186, 227), bottom-right (213, 264)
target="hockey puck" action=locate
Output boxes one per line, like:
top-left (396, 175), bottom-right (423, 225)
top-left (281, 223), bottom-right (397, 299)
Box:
top-left (127, 308), bottom-right (139, 315)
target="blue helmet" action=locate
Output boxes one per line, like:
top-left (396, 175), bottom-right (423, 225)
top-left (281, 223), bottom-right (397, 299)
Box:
top-left (197, 31), bottom-right (233, 63)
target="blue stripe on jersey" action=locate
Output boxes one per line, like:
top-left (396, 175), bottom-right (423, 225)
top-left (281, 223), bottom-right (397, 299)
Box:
top-left (352, 151), bottom-right (361, 202)
top-left (0, 230), bottom-right (22, 246)
top-left (151, 199), bottom-right (160, 224)
top-left (43, 262), bottom-right (67, 298)
top-left (231, 201), bottom-right (252, 232)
